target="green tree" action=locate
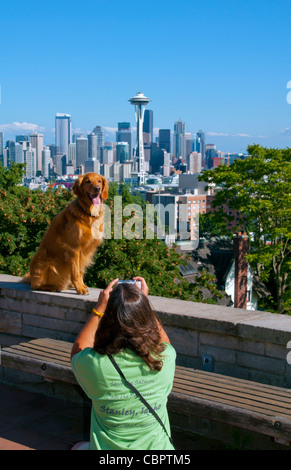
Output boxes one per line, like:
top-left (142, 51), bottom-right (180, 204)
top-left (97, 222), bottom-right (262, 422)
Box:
top-left (199, 145), bottom-right (291, 313)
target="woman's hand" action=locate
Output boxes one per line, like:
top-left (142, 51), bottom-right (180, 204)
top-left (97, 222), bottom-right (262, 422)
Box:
top-left (133, 276), bottom-right (149, 297)
top-left (95, 278), bottom-right (119, 313)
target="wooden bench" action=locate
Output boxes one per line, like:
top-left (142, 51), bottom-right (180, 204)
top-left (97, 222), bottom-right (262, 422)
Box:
top-left (1, 338), bottom-right (291, 445)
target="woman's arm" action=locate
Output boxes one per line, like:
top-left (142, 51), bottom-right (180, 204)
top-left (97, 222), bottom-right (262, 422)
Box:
top-left (70, 278), bottom-right (119, 360)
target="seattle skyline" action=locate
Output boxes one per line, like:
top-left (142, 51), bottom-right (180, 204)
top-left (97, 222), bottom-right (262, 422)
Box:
top-left (1, 0), bottom-right (291, 153)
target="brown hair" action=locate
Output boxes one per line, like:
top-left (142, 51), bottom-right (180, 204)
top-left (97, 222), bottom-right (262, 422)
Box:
top-left (93, 284), bottom-right (166, 371)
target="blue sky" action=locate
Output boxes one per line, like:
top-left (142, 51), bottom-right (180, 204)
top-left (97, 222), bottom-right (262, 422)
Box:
top-left (1, 0), bottom-right (291, 153)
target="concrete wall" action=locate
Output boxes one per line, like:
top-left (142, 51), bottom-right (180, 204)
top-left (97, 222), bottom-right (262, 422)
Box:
top-left (1, 274), bottom-right (291, 389)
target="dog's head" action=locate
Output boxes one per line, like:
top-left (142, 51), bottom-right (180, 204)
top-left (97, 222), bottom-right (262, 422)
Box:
top-left (72, 173), bottom-right (109, 212)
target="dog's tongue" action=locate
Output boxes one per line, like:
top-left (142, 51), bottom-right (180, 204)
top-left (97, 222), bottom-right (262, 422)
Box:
top-left (92, 195), bottom-right (101, 206)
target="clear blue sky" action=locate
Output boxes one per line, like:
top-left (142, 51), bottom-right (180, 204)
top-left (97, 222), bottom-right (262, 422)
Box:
top-left (1, 0), bottom-right (291, 153)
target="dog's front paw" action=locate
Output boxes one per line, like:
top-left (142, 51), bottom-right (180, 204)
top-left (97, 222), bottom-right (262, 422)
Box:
top-left (76, 285), bottom-right (89, 295)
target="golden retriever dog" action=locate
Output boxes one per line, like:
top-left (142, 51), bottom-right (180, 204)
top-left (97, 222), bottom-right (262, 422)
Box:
top-left (22, 173), bottom-right (108, 295)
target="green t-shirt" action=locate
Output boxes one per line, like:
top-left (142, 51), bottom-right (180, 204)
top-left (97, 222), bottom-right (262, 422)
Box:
top-left (71, 343), bottom-right (176, 450)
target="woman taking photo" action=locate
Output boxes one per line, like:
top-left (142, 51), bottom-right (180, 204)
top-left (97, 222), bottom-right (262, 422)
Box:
top-left (71, 276), bottom-right (176, 450)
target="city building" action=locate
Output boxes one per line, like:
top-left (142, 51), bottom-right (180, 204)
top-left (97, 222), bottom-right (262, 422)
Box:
top-left (159, 129), bottom-right (171, 154)
top-left (68, 143), bottom-right (76, 170)
top-left (173, 119), bottom-right (186, 159)
top-left (76, 136), bottom-right (88, 169)
top-left (116, 142), bottom-right (129, 163)
top-left (88, 133), bottom-right (98, 160)
top-left (55, 113), bottom-right (72, 161)
top-left (143, 109), bottom-right (153, 144)
top-left (92, 125), bottom-right (104, 160)
top-left (23, 144), bottom-right (36, 178)
top-left (42, 147), bottom-right (51, 178)
top-left (196, 129), bottom-right (205, 160)
top-left (0, 132), bottom-right (4, 166)
top-left (29, 132), bottom-right (44, 174)
top-left (188, 151), bottom-right (202, 174)
top-left (116, 122), bottom-right (132, 158)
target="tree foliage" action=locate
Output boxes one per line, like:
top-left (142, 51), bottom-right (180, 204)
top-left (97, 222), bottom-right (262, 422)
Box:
top-left (199, 145), bottom-right (291, 313)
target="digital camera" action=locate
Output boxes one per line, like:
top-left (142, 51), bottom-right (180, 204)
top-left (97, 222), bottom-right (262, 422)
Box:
top-left (117, 280), bottom-right (142, 289)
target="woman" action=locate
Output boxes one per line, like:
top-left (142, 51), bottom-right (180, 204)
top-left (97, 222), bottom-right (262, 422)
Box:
top-left (71, 276), bottom-right (176, 450)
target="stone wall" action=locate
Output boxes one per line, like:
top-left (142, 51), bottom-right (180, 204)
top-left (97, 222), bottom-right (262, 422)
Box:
top-left (1, 274), bottom-right (291, 388)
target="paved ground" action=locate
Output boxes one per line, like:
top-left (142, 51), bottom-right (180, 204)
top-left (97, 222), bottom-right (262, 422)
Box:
top-left (0, 382), bottom-right (225, 451)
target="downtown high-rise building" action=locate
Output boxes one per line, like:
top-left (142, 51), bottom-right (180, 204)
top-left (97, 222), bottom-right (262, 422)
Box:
top-left (0, 132), bottom-right (4, 166)
top-left (143, 109), bottom-right (153, 144)
top-left (116, 122), bottom-right (132, 158)
top-left (196, 130), bottom-right (205, 160)
top-left (159, 129), bottom-right (171, 154)
top-left (55, 113), bottom-right (72, 161)
top-left (76, 136), bottom-right (88, 168)
top-left (88, 133), bottom-right (98, 160)
top-left (173, 118), bottom-right (186, 159)
top-left (92, 125), bottom-right (104, 160)
top-left (29, 132), bottom-right (44, 174)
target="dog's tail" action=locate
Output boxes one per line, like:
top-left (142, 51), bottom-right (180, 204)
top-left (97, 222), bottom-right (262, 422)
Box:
top-left (21, 273), bottom-right (31, 284)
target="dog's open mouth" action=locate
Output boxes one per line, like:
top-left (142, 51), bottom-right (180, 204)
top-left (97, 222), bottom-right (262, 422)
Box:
top-left (88, 193), bottom-right (101, 207)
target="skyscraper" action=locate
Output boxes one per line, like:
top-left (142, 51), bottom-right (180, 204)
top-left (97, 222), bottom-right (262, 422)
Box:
top-left (159, 129), bottom-right (171, 154)
top-left (55, 113), bottom-right (72, 161)
top-left (173, 119), bottom-right (186, 159)
top-left (92, 125), bottom-right (104, 160)
top-left (143, 109), bottom-right (153, 144)
top-left (0, 132), bottom-right (4, 166)
top-left (29, 132), bottom-right (44, 174)
top-left (76, 137), bottom-right (88, 169)
top-left (42, 147), bottom-right (51, 178)
top-left (88, 133), bottom-right (98, 160)
top-left (196, 130), bottom-right (205, 160)
top-left (116, 122), bottom-right (132, 158)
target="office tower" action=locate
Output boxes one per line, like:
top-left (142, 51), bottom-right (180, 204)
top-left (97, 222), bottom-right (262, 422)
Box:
top-left (102, 144), bottom-right (113, 164)
top-left (188, 152), bottom-right (202, 174)
top-left (88, 133), bottom-right (98, 160)
top-left (116, 142), bottom-right (129, 163)
top-left (173, 119), bottom-right (186, 159)
top-left (55, 113), bottom-right (72, 161)
top-left (42, 147), bottom-right (51, 178)
top-left (159, 129), bottom-right (171, 154)
top-left (185, 133), bottom-right (192, 159)
top-left (76, 137), bottom-right (88, 168)
top-left (143, 109), bottom-right (153, 144)
top-left (16, 135), bottom-right (29, 143)
top-left (129, 91), bottom-right (151, 185)
top-left (56, 153), bottom-right (66, 176)
top-left (68, 143), bottom-right (76, 169)
top-left (0, 132), bottom-right (3, 166)
top-left (196, 130), bottom-right (205, 160)
top-left (85, 159), bottom-right (100, 174)
top-left (92, 125), bottom-right (104, 160)
top-left (29, 132), bottom-right (44, 174)
top-left (116, 122), bottom-right (132, 158)
top-left (150, 143), bottom-right (165, 173)
top-left (24, 144), bottom-right (36, 178)
top-left (6, 140), bottom-right (15, 166)
top-left (205, 144), bottom-right (217, 169)
top-left (15, 143), bottom-right (24, 164)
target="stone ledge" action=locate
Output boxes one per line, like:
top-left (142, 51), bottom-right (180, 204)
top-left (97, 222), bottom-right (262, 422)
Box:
top-left (1, 274), bottom-right (291, 346)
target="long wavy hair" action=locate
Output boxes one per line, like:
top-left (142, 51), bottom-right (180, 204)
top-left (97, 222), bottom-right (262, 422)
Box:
top-left (93, 283), bottom-right (166, 371)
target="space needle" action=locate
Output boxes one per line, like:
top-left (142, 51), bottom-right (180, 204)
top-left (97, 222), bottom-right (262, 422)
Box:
top-left (129, 91), bottom-right (151, 185)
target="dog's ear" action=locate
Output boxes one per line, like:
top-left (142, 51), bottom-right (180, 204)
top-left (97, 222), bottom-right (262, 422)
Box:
top-left (101, 176), bottom-right (109, 201)
top-left (72, 175), bottom-right (84, 198)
